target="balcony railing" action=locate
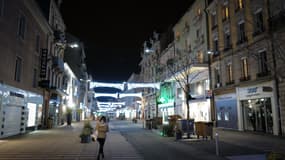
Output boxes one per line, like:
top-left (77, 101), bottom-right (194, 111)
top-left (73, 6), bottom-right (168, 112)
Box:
top-left (236, 37), bottom-right (248, 45)
top-left (214, 83), bottom-right (222, 88)
top-left (38, 80), bottom-right (50, 89)
top-left (239, 75), bottom-right (251, 82)
top-left (256, 71), bottom-right (270, 78)
top-left (225, 80), bottom-right (235, 86)
top-left (52, 56), bottom-right (64, 72)
top-left (252, 28), bottom-right (265, 37)
top-left (54, 30), bottom-right (65, 45)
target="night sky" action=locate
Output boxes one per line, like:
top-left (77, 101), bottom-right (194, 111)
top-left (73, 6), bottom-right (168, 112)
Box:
top-left (61, 1), bottom-right (193, 83)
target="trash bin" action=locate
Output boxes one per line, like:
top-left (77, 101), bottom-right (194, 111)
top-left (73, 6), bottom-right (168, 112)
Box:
top-left (146, 119), bottom-right (152, 129)
top-left (195, 122), bottom-right (213, 139)
top-left (47, 117), bottom-right (53, 129)
top-left (175, 131), bottom-right (182, 140)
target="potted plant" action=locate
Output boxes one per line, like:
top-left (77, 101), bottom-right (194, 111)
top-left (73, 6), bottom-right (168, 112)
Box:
top-left (80, 121), bottom-right (93, 143)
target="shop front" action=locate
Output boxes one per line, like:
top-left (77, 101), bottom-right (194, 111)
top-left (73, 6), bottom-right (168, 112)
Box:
top-left (189, 99), bottom-right (211, 122)
top-left (26, 92), bottom-right (43, 130)
top-left (0, 84), bottom-right (27, 138)
top-left (49, 93), bottom-right (61, 127)
top-left (158, 102), bottom-right (175, 124)
top-left (215, 93), bottom-right (238, 129)
top-left (237, 81), bottom-right (279, 135)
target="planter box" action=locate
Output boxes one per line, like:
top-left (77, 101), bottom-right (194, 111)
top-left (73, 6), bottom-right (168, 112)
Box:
top-left (80, 135), bottom-right (91, 143)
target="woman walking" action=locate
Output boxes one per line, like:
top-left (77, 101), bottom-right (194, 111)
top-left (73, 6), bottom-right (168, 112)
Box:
top-left (95, 116), bottom-right (109, 160)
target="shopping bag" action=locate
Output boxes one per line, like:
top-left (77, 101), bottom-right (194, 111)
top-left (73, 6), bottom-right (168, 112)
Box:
top-left (91, 134), bottom-right (97, 142)
top-left (91, 130), bottom-right (98, 142)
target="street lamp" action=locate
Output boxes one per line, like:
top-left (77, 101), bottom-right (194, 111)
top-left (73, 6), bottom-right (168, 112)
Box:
top-left (68, 43), bottom-right (79, 48)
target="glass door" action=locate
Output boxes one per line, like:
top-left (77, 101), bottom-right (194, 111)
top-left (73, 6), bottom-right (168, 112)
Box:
top-left (242, 98), bottom-right (273, 133)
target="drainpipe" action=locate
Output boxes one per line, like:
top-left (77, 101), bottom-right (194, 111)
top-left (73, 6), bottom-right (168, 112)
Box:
top-left (204, 0), bottom-right (215, 124)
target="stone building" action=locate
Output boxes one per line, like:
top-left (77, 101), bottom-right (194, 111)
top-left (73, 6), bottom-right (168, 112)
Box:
top-left (269, 0), bottom-right (285, 135)
top-left (0, 0), bottom-right (52, 137)
top-left (36, 0), bottom-right (67, 127)
top-left (139, 32), bottom-right (161, 122)
top-left (172, 0), bottom-right (210, 122)
top-left (207, 0), bottom-right (281, 135)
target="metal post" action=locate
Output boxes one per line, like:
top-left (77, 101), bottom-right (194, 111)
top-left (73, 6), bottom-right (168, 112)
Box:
top-left (215, 132), bottom-right (219, 156)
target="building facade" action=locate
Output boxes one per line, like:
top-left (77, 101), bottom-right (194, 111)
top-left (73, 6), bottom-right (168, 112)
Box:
top-left (0, 0), bottom-right (52, 137)
top-left (64, 33), bottom-right (89, 121)
top-left (37, 0), bottom-right (67, 127)
top-left (172, 0), bottom-right (210, 123)
top-left (269, 0), bottom-right (285, 135)
top-left (207, 0), bottom-right (281, 135)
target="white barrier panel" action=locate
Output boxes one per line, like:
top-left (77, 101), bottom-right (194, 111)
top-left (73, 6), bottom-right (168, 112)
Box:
top-left (127, 83), bottom-right (160, 90)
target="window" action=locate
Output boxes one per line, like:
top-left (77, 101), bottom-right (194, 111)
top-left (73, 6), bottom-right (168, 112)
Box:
top-left (224, 33), bottom-right (231, 50)
top-left (196, 29), bottom-right (200, 39)
top-left (211, 13), bottom-right (217, 28)
top-left (197, 8), bottom-right (201, 16)
top-left (227, 63), bottom-right (233, 82)
top-left (17, 14), bottom-right (26, 39)
top-left (35, 35), bottom-right (40, 53)
top-left (197, 51), bottom-right (203, 63)
top-left (237, 22), bottom-right (246, 44)
top-left (32, 68), bottom-right (37, 88)
top-left (175, 31), bottom-right (180, 41)
top-left (241, 58), bottom-right (249, 78)
top-left (222, 5), bottom-right (229, 21)
top-left (215, 68), bottom-right (221, 86)
top-left (0, 0), bottom-right (4, 16)
top-left (14, 56), bottom-right (22, 82)
top-left (236, 0), bottom-right (244, 10)
top-left (258, 51), bottom-right (268, 73)
top-left (253, 11), bottom-right (264, 36)
top-left (213, 39), bottom-right (219, 55)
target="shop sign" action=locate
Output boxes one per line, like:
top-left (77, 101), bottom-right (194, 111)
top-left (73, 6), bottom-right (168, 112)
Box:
top-left (238, 84), bottom-right (272, 100)
top-left (40, 49), bottom-right (48, 78)
top-left (8, 91), bottom-right (25, 106)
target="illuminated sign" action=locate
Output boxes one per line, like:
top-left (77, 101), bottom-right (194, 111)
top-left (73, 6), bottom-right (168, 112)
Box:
top-left (27, 103), bottom-right (36, 127)
top-left (40, 49), bottom-right (48, 78)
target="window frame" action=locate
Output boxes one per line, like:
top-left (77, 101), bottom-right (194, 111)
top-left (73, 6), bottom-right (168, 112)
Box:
top-left (238, 22), bottom-right (246, 43)
top-left (258, 51), bottom-right (268, 73)
top-left (254, 10), bottom-right (264, 35)
top-left (14, 56), bottom-right (22, 82)
top-left (0, 0), bottom-right (4, 17)
top-left (32, 68), bottom-right (38, 88)
top-left (17, 13), bottom-right (26, 39)
top-left (241, 57), bottom-right (249, 78)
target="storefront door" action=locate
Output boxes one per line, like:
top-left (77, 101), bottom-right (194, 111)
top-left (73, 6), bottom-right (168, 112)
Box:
top-left (242, 98), bottom-right (273, 133)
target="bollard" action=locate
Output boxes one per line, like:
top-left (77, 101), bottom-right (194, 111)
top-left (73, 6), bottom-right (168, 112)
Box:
top-left (215, 132), bottom-right (220, 156)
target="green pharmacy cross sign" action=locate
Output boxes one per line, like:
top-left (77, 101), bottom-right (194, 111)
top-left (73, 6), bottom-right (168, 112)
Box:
top-left (158, 82), bottom-right (174, 105)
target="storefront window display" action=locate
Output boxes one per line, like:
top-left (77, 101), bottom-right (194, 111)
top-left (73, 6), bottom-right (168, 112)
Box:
top-left (241, 98), bottom-right (273, 133)
top-left (215, 94), bottom-right (238, 129)
top-left (27, 103), bottom-right (37, 127)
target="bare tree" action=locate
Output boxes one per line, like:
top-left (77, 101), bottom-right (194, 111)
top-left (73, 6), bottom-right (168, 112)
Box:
top-left (165, 48), bottom-right (205, 137)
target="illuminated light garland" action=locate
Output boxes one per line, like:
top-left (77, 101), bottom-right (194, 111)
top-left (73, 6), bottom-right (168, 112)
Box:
top-left (119, 92), bottom-right (142, 99)
top-left (94, 92), bottom-right (143, 99)
top-left (94, 93), bottom-right (118, 98)
top-left (90, 81), bottom-right (161, 91)
top-left (90, 82), bottom-right (125, 90)
top-left (127, 83), bottom-right (160, 90)
top-left (97, 102), bottom-right (125, 106)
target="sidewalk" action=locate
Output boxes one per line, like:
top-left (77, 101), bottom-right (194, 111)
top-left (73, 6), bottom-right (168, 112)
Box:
top-left (0, 121), bottom-right (143, 160)
top-left (173, 127), bottom-right (285, 160)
